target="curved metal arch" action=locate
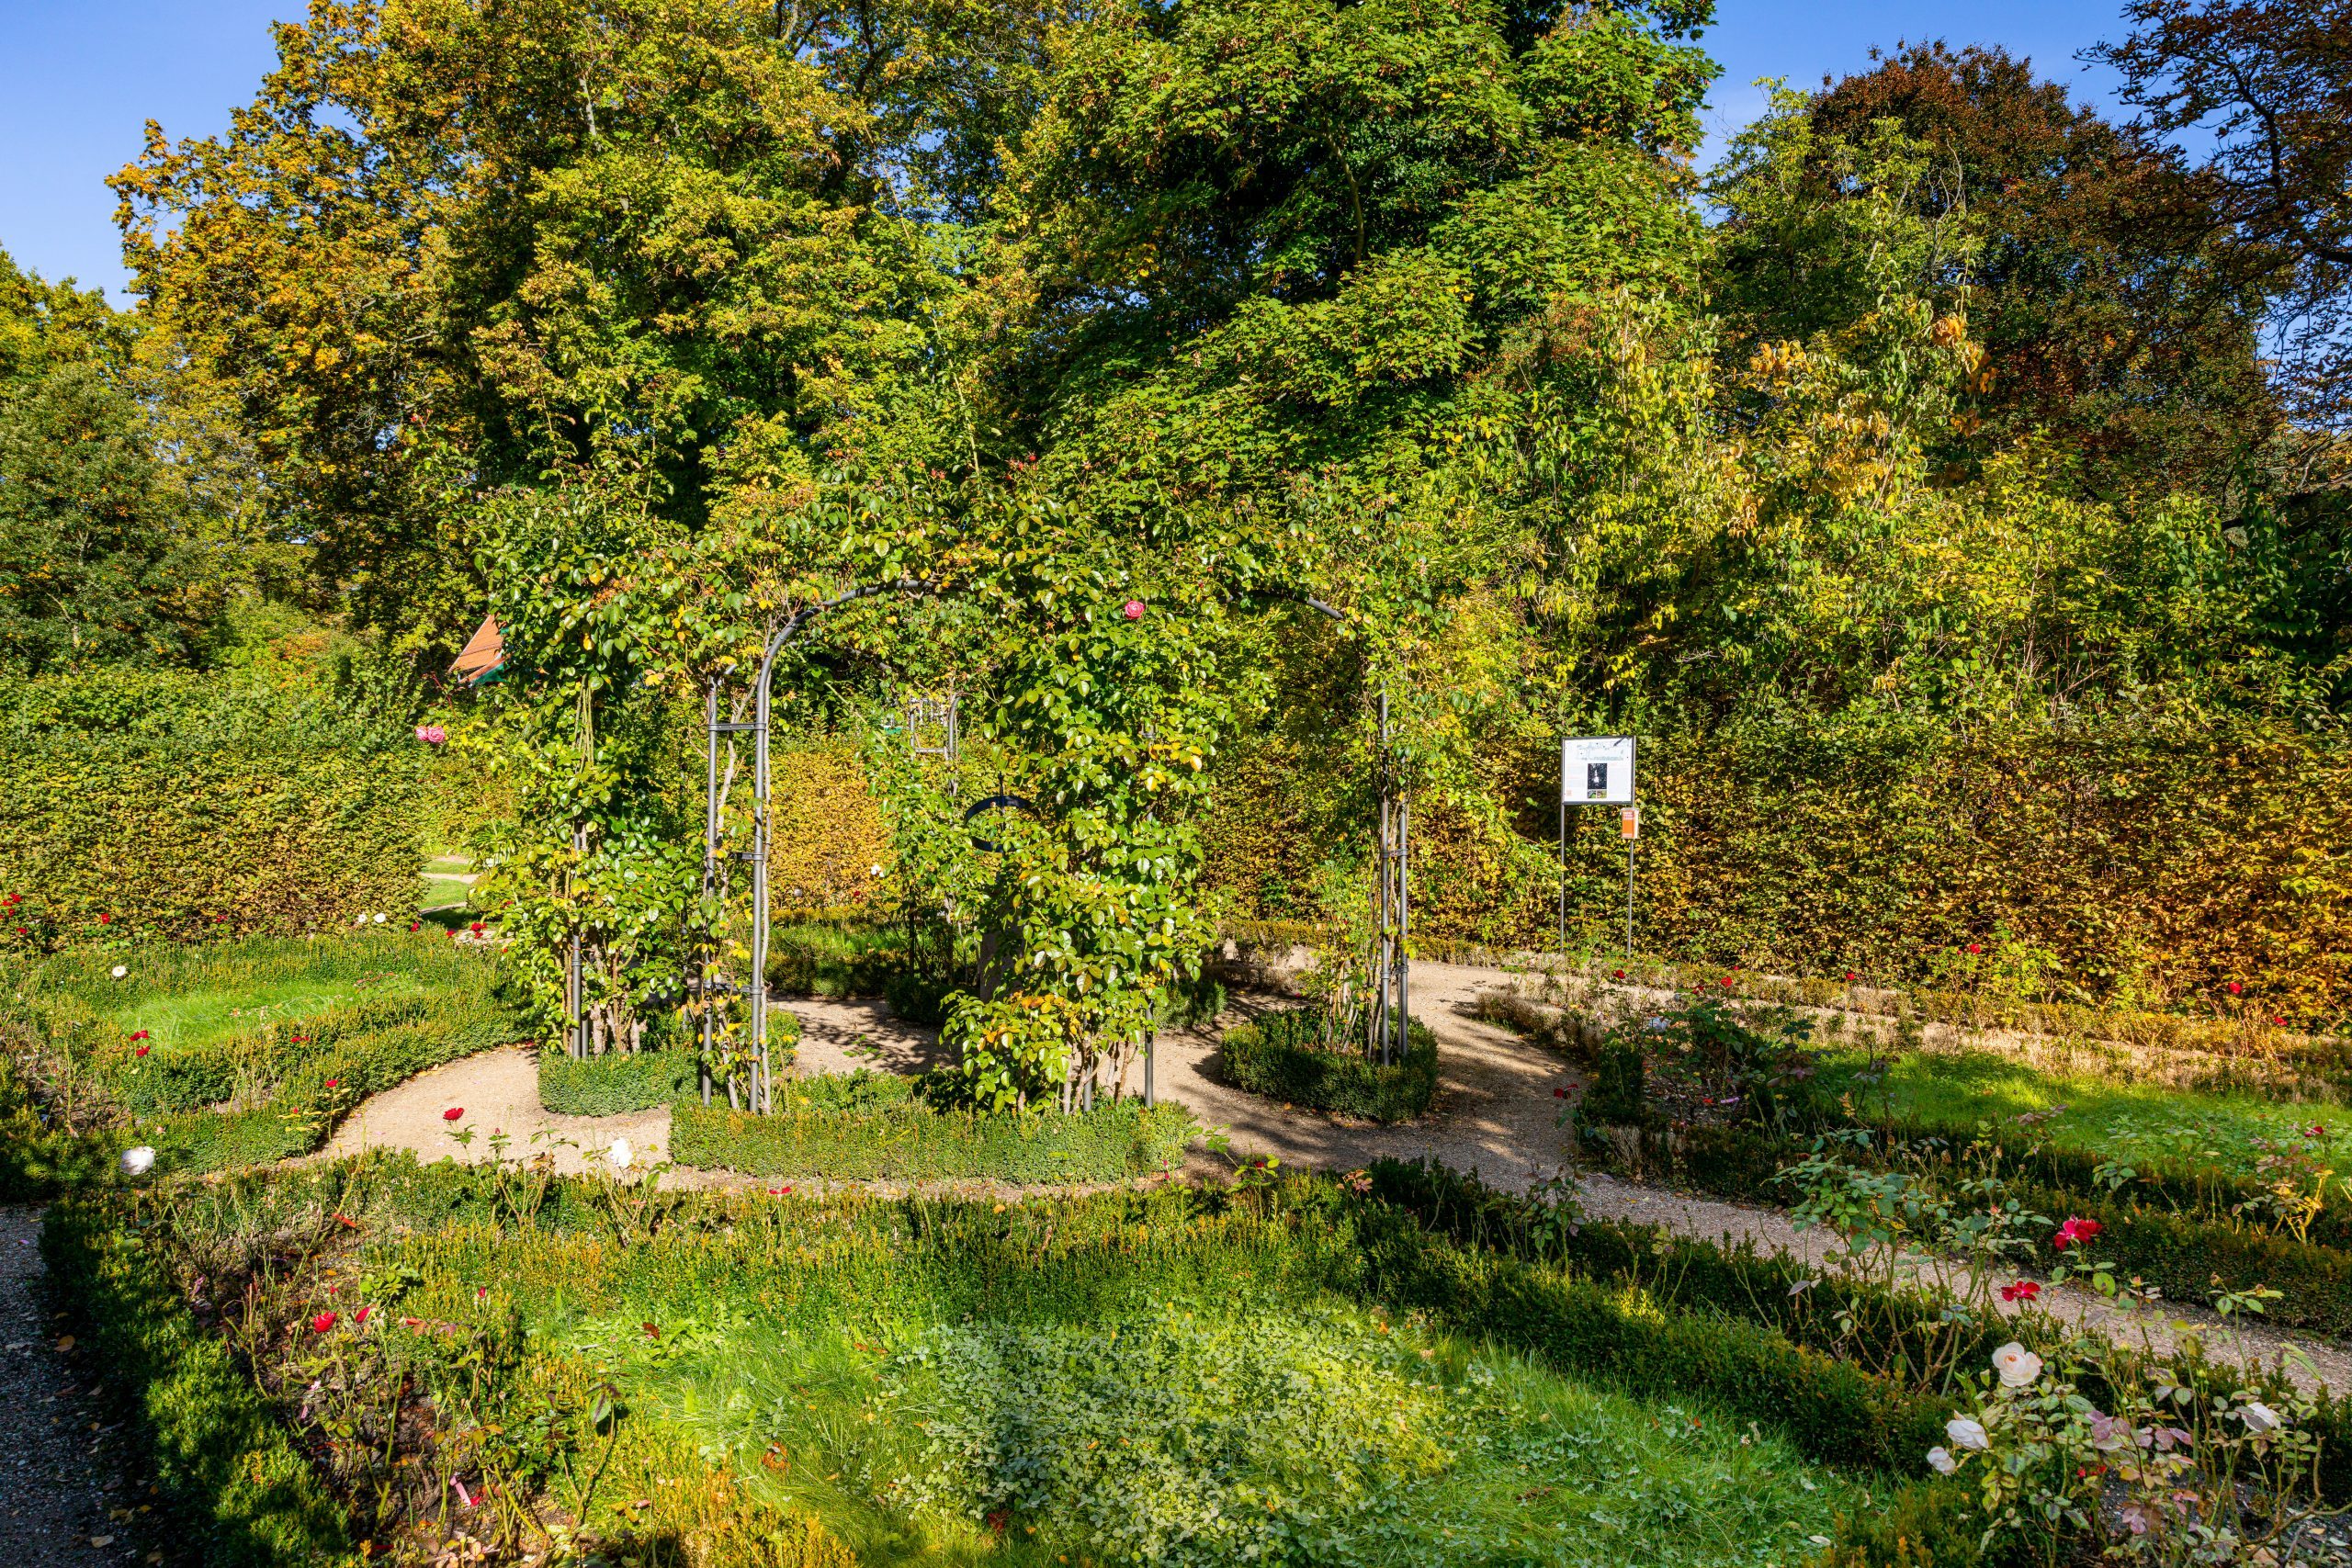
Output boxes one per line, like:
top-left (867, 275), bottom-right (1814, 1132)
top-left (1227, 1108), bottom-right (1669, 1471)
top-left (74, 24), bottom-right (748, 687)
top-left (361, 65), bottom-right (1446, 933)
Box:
top-left (1218, 589), bottom-right (1410, 1067)
top-left (701, 579), bottom-right (933, 1114)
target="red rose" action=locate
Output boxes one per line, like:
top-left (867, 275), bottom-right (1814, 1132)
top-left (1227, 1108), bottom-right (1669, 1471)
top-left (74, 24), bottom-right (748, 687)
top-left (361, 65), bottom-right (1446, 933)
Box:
top-left (1553, 1087), bottom-right (1568, 1099)
top-left (323, 1078), bottom-right (339, 1089)
top-left (443, 1107), bottom-right (464, 1122)
top-left (409, 921), bottom-right (420, 932)
top-left (355, 1306), bottom-right (370, 1325)
top-left (97, 913), bottom-right (112, 925)
top-left (2000, 1280), bottom-right (2041, 1303)
top-left (1719, 976), bottom-right (1734, 987)
top-left (311, 1312), bottom-right (337, 1333)
top-left (1966, 942), bottom-right (1983, 954)
top-left (1612, 969), bottom-right (1626, 979)
top-left (1844, 971), bottom-right (1856, 982)
top-left (469, 921), bottom-right (484, 935)
top-left (135, 1046), bottom-right (149, 1058)
top-left (2275, 1016), bottom-right (2289, 1028)
top-left (129, 1030), bottom-right (149, 1041)
top-left (2053, 1216), bottom-right (2102, 1249)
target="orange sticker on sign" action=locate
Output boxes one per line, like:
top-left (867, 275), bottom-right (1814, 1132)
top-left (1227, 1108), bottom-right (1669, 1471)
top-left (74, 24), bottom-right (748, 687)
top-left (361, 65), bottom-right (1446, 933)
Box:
top-left (1620, 807), bottom-right (1640, 840)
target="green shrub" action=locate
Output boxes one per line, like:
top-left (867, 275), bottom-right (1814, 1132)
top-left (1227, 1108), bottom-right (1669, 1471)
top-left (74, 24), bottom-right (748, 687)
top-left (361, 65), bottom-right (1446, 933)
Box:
top-left (672, 1071), bottom-right (1193, 1181)
top-left (882, 970), bottom-right (956, 1027)
top-left (1579, 1038), bottom-right (1649, 1125)
top-left (763, 920), bottom-right (908, 997)
top-left (41, 1195), bottom-right (353, 1566)
top-left (0, 662), bottom-right (426, 949)
top-left (1219, 1008), bottom-right (1438, 1121)
top-left (538, 1048), bottom-right (697, 1115)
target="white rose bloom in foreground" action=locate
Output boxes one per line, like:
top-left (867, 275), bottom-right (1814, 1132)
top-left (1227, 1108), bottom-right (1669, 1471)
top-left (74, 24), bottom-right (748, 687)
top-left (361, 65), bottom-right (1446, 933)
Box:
top-left (110, 964), bottom-right (127, 979)
top-left (608, 1137), bottom-right (633, 1172)
top-left (1992, 1342), bottom-right (2043, 1388)
top-left (119, 1145), bottom-right (155, 1178)
top-left (1926, 1446), bottom-right (1957, 1475)
top-left (1946, 1416), bottom-right (1991, 1451)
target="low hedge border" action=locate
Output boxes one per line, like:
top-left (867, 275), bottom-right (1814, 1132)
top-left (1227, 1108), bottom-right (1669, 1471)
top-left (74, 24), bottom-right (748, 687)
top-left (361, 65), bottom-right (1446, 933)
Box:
top-left (538, 1049), bottom-right (698, 1116)
top-left (1220, 1008), bottom-right (1439, 1121)
top-left (42, 1194), bottom-right (354, 1567)
top-left (670, 1070), bottom-right (1193, 1181)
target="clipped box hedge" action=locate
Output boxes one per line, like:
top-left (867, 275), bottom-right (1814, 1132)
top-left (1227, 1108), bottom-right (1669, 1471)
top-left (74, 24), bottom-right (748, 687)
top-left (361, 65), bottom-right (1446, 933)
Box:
top-left (672, 1069), bottom-right (1193, 1182)
top-left (1221, 1007), bottom-right (1438, 1121)
top-left (538, 1048), bottom-right (699, 1116)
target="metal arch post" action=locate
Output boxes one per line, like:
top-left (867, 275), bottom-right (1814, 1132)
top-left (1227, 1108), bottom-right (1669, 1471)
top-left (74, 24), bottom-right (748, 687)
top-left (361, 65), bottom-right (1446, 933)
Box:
top-left (730, 580), bottom-right (931, 1114)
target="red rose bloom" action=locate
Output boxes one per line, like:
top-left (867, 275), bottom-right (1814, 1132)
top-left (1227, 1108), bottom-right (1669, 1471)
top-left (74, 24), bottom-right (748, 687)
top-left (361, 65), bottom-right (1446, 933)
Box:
top-left (469, 921), bottom-right (484, 935)
top-left (443, 1107), bottom-right (464, 1122)
top-left (1966, 942), bottom-right (1983, 954)
top-left (2053, 1216), bottom-right (2102, 1249)
top-left (311, 1312), bottom-right (337, 1333)
top-left (355, 1306), bottom-right (371, 1325)
top-left (1720, 976), bottom-right (1735, 987)
top-left (97, 913), bottom-right (112, 925)
top-left (135, 1046), bottom-right (149, 1058)
top-left (323, 1078), bottom-right (339, 1089)
top-left (1845, 971), bottom-right (1856, 982)
top-left (2000, 1280), bottom-right (2041, 1303)
top-left (1612, 969), bottom-right (1625, 979)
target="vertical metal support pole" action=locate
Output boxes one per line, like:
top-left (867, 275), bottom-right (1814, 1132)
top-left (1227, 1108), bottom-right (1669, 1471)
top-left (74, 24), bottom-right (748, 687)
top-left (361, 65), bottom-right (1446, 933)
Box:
top-left (700, 682), bottom-right (718, 1108)
top-left (1626, 836), bottom-right (1635, 962)
top-left (1558, 803), bottom-right (1569, 959)
top-left (1144, 1028), bottom-right (1155, 1108)
top-left (752, 675), bottom-right (772, 1117)
top-left (1396, 795), bottom-right (1409, 1066)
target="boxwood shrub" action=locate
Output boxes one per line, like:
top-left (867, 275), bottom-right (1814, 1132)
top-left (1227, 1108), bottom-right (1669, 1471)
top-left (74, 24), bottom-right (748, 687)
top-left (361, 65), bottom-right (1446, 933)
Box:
top-left (1220, 1007), bottom-right (1438, 1121)
top-left (671, 1069), bottom-right (1193, 1181)
top-left (538, 1048), bottom-right (698, 1115)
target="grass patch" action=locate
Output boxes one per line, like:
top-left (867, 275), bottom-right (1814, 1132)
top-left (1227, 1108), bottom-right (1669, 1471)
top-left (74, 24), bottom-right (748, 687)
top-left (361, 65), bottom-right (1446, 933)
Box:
top-left (7, 932), bottom-right (525, 1179)
top-left (671, 1069), bottom-right (1193, 1182)
top-left (54, 1159), bottom-right (1898, 1567)
top-left (1221, 1008), bottom-right (1440, 1122)
top-left (538, 1048), bottom-right (698, 1116)
top-left (1858, 1045), bottom-right (2352, 1168)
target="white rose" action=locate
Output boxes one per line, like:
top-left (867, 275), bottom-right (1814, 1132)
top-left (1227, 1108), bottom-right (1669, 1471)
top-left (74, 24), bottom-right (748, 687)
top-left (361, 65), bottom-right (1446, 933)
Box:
top-left (869, 863), bottom-right (883, 876)
top-left (1946, 1416), bottom-right (1991, 1451)
top-left (373, 912), bottom-right (387, 924)
top-left (1992, 1342), bottom-right (2043, 1389)
top-left (119, 1145), bottom-right (155, 1178)
top-left (607, 1137), bottom-right (633, 1172)
top-left (110, 964), bottom-right (127, 979)
top-left (1926, 1445), bottom-right (1957, 1475)
top-left (2239, 1402), bottom-right (2281, 1433)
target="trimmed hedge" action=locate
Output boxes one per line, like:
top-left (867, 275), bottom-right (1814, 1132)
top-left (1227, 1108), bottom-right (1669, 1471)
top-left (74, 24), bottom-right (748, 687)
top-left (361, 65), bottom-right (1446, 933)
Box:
top-left (1220, 1008), bottom-right (1439, 1121)
top-left (538, 1048), bottom-right (697, 1115)
top-left (671, 1070), bottom-right (1193, 1181)
top-left (0, 663), bottom-right (426, 949)
top-left (42, 1195), bottom-right (354, 1567)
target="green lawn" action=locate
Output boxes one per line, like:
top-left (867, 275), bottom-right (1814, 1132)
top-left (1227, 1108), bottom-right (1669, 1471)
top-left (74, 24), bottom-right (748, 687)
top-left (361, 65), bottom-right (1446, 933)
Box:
top-left (1846, 1046), bottom-right (2351, 1171)
top-left (639, 1305), bottom-right (1860, 1567)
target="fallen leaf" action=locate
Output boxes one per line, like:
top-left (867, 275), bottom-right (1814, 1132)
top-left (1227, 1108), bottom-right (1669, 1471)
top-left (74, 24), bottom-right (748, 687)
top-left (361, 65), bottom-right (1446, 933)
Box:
top-left (55, 1334), bottom-right (75, 1352)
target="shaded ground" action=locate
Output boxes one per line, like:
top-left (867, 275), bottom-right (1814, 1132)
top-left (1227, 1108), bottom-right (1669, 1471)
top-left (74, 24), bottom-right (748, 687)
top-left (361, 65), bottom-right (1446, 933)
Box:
top-left (0, 1208), bottom-right (150, 1568)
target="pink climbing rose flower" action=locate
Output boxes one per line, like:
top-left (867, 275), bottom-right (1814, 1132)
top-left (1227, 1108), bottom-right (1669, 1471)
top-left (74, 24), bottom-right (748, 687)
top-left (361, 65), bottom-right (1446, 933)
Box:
top-left (1123, 600), bottom-right (1145, 620)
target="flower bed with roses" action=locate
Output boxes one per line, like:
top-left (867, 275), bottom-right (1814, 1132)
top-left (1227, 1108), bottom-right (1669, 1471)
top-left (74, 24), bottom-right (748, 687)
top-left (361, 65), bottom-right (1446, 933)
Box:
top-left (3, 931), bottom-right (527, 1182)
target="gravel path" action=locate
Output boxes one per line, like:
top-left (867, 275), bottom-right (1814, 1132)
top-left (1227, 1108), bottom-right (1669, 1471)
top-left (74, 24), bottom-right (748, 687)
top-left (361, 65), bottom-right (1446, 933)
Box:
top-left (0, 1209), bottom-right (151, 1568)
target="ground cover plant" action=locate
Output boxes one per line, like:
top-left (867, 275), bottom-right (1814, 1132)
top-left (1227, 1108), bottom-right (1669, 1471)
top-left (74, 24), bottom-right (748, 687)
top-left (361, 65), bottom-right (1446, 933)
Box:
top-left (1221, 1008), bottom-right (1441, 1122)
top-left (4, 931), bottom-right (523, 1178)
top-left (52, 1155), bottom-right (1936, 1568)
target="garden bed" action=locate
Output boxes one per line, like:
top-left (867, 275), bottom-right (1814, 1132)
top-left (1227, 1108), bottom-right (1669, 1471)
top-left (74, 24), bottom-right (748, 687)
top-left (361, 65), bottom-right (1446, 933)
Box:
top-left (671, 1068), bottom-right (1193, 1182)
top-left (1220, 1007), bottom-right (1439, 1121)
top-left (4, 932), bottom-right (526, 1180)
top-left (49, 1156), bottom-right (1925, 1568)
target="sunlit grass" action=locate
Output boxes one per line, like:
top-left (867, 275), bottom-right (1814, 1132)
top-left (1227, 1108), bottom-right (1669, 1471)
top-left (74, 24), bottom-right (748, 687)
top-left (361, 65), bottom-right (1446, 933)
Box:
top-left (636, 1299), bottom-right (1862, 1567)
top-left (1843, 1047), bottom-right (2352, 1168)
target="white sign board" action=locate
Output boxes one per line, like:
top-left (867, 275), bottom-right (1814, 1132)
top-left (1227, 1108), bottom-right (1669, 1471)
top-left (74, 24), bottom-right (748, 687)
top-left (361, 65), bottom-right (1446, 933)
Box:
top-left (1563, 736), bottom-right (1635, 805)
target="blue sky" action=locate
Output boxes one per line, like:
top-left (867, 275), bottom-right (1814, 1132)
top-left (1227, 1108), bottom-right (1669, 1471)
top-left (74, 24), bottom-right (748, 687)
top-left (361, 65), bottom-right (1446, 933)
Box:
top-left (0, 0), bottom-right (2131, 303)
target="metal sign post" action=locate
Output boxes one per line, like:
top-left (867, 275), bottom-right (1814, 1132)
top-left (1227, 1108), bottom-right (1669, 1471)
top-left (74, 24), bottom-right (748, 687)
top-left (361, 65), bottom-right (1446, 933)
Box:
top-left (1561, 737), bottom-right (1637, 963)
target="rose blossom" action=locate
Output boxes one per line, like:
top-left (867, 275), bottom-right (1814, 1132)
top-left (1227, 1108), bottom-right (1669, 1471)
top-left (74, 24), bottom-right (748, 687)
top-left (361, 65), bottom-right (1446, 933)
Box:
top-left (1946, 1416), bottom-right (1990, 1451)
top-left (1992, 1342), bottom-right (2043, 1388)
